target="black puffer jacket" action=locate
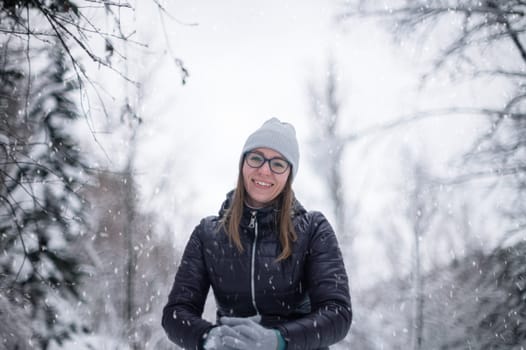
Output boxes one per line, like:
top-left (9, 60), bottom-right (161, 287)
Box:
top-left (162, 193), bottom-right (352, 349)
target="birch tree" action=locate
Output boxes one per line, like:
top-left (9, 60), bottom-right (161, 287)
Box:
top-left (308, 59), bottom-right (355, 246)
top-left (400, 150), bottom-right (439, 350)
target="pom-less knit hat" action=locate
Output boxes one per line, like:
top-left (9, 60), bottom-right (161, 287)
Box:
top-left (242, 117), bottom-right (300, 179)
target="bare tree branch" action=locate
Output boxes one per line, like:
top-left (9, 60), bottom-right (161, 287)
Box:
top-left (343, 107), bottom-right (524, 144)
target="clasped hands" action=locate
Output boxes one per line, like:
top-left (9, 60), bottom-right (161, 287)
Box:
top-left (203, 315), bottom-right (279, 350)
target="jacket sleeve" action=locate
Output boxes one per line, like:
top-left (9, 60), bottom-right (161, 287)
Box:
top-left (276, 212), bottom-right (352, 349)
top-left (162, 222), bottom-right (214, 349)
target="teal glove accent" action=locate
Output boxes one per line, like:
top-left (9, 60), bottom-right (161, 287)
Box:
top-left (220, 316), bottom-right (280, 350)
top-left (275, 329), bottom-right (287, 350)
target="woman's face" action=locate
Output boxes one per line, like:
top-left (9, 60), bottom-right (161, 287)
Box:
top-left (242, 147), bottom-right (290, 208)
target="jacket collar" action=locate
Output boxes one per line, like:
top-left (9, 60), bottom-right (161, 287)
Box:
top-left (218, 189), bottom-right (306, 225)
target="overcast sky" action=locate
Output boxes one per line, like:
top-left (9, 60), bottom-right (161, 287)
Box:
top-left (127, 0), bottom-right (424, 212)
top-left (86, 0), bottom-right (492, 288)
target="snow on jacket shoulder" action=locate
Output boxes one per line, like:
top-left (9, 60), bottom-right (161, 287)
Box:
top-left (162, 196), bottom-right (352, 350)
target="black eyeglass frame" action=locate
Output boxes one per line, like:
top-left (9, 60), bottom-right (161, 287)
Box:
top-left (244, 151), bottom-right (291, 175)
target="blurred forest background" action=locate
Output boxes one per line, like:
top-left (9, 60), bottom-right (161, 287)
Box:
top-left (1, 0), bottom-right (525, 349)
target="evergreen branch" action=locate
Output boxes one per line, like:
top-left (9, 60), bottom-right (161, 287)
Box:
top-left (1, 157), bottom-right (79, 207)
top-left (31, 4), bottom-right (115, 164)
top-left (0, 193), bottom-right (30, 287)
top-left (1, 166), bottom-right (46, 209)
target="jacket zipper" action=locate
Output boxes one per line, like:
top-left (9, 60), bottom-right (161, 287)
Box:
top-left (248, 210), bottom-right (260, 314)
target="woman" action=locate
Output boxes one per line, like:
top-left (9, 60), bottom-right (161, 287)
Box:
top-left (162, 118), bottom-right (352, 350)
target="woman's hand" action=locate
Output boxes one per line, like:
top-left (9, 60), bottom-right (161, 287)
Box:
top-left (203, 325), bottom-right (240, 350)
top-left (219, 316), bottom-right (281, 350)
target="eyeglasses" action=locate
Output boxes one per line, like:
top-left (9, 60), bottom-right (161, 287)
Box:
top-left (244, 151), bottom-right (290, 174)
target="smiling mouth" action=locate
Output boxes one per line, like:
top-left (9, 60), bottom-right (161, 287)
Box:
top-left (253, 180), bottom-right (272, 187)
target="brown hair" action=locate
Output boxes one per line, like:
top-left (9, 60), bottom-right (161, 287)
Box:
top-left (221, 162), bottom-right (297, 261)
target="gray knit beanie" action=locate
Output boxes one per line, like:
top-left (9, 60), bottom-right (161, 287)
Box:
top-left (241, 117), bottom-right (300, 179)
